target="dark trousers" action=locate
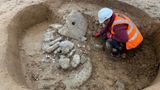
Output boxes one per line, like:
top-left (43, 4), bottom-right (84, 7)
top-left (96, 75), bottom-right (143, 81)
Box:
top-left (106, 39), bottom-right (126, 55)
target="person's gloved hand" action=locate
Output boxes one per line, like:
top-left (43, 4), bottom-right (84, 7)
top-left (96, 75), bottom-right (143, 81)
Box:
top-left (107, 32), bottom-right (112, 38)
top-left (95, 32), bottom-right (100, 37)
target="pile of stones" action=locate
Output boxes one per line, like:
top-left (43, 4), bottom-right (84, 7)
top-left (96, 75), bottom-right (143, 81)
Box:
top-left (40, 10), bottom-right (92, 90)
top-left (42, 28), bottom-right (83, 70)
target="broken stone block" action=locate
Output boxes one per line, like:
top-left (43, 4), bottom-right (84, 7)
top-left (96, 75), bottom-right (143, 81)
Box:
top-left (58, 10), bottom-right (87, 40)
top-left (54, 47), bottom-right (61, 54)
top-left (43, 29), bottom-right (55, 42)
top-left (68, 49), bottom-right (76, 57)
top-left (63, 58), bottom-right (92, 89)
top-left (80, 55), bottom-right (88, 64)
top-left (49, 37), bottom-right (62, 46)
top-left (61, 48), bottom-right (70, 54)
top-left (42, 37), bottom-right (62, 53)
top-left (45, 42), bottom-right (60, 53)
top-left (49, 24), bottom-right (63, 30)
top-left (71, 54), bottom-right (81, 68)
top-left (59, 56), bottom-right (70, 70)
top-left (59, 40), bottom-right (74, 50)
top-left (41, 42), bottom-right (50, 52)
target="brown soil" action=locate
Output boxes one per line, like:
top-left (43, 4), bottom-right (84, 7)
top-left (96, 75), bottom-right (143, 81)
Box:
top-left (18, 4), bottom-right (159, 90)
top-left (1, 0), bottom-right (160, 90)
top-left (80, 15), bottom-right (159, 90)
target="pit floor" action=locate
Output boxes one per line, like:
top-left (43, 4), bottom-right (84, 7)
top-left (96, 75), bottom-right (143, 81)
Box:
top-left (18, 2), bottom-right (159, 90)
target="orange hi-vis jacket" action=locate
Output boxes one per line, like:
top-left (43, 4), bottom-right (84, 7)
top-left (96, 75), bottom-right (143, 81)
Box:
top-left (111, 13), bottom-right (143, 50)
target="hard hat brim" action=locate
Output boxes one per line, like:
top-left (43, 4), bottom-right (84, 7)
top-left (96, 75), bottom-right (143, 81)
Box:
top-left (99, 18), bottom-right (106, 24)
top-left (98, 8), bottom-right (113, 24)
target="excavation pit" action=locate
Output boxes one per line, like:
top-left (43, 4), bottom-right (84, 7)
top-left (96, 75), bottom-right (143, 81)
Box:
top-left (3, 0), bottom-right (160, 90)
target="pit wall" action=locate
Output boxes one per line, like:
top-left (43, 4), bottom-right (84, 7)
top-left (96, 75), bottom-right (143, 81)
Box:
top-left (0, 0), bottom-right (160, 90)
top-left (7, 4), bottom-right (51, 87)
top-left (0, 1), bottom-right (52, 90)
top-left (144, 23), bottom-right (160, 90)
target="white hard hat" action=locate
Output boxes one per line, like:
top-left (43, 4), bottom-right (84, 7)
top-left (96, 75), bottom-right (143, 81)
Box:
top-left (98, 8), bottom-right (113, 24)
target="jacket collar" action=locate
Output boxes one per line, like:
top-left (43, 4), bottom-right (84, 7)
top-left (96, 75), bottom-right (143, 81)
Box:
top-left (107, 13), bottom-right (116, 27)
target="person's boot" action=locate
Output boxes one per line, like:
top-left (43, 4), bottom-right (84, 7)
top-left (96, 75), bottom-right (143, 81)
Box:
top-left (105, 41), bottom-right (112, 53)
top-left (111, 48), bottom-right (120, 57)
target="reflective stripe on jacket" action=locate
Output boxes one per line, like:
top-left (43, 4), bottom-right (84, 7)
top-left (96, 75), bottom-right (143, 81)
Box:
top-left (111, 13), bottom-right (143, 50)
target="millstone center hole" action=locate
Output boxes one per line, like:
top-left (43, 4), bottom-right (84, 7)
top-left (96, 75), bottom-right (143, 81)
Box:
top-left (72, 22), bottom-right (76, 25)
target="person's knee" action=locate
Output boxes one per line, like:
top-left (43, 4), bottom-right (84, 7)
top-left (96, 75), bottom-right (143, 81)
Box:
top-left (105, 40), bottom-right (112, 49)
top-left (106, 38), bottom-right (113, 42)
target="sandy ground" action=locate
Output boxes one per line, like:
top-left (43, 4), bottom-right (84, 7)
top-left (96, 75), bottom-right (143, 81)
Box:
top-left (0, 0), bottom-right (7, 5)
top-left (118, 0), bottom-right (160, 21)
top-left (1, 0), bottom-right (160, 20)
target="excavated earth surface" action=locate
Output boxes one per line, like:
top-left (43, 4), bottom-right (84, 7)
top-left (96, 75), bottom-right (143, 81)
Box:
top-left (18, 2), bottom-right (158, 90)
top-left (0, 0), bottom-right (160, 90)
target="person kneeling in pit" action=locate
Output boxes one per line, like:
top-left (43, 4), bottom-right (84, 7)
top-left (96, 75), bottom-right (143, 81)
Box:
top-left (95, 7), bottom-right (143, 58)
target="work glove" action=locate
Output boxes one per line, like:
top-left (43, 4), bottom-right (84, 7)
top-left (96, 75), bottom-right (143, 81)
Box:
top-left (107, 32), bottom-right (112, 38)
top-left (95, 32), bottom-right (100, 37)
